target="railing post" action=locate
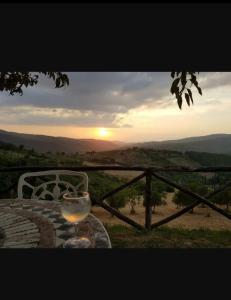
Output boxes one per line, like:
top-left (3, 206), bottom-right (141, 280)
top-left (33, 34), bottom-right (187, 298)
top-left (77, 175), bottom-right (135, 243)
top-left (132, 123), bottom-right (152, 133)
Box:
top-left (145, 169), bottom-right (152, 230)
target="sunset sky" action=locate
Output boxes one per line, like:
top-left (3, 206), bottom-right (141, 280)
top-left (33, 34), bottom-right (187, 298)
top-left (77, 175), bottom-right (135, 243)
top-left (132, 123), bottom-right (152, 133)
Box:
top-left (0, 72), bottom-right (231, 143)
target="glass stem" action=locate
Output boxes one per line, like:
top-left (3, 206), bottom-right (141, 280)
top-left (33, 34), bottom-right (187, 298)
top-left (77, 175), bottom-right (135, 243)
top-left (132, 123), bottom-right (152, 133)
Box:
top-left (74, 223), bottom-right (78, 236)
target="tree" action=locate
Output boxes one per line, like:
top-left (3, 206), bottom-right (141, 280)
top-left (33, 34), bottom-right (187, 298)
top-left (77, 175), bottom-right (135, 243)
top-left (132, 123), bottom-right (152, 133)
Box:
top-left (143, 189), bottom-right (164, 214)
top-left (173, 183), bottom-right (208, 213)
top-left (0, 72), bottom-right (69, 96)
top-left (151, 190), bottom-right (163, 214)
top-left (212, 187), bottom-right (231, 212)
top-left (127, 187), bottom-right (139, 215)
top-left (106, 189), bottom-right (129, 217)
top-left (28, 148), bottom-right (35, 155)
top-left (173, 190), bottom-right (192, 210)
top-left (129, 198), bottom-right (137, 215)
top-left (87, 172), bottom-right (128, 209)
top-left (18, 144), bottom-right (24, 151)
top-left (141, 178), bottom-right (172, 214)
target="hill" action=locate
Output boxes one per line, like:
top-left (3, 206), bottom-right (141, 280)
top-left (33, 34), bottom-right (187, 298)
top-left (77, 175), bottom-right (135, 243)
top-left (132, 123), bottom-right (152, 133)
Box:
top-left (1, 129), bottom-right (231, 155)
top-left (0, 129), bottom-right (124, 154)
top-left (84, 148), bottom-right (199, 168)
top-left (83, 147), bottom-right (231, 168)
top-left (130, 134), bottom-right (231, 154)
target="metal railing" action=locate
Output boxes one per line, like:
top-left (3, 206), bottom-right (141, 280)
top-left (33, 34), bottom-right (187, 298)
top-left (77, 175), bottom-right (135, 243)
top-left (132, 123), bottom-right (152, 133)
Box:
top-left (0, 165), bottom-right (231, 231)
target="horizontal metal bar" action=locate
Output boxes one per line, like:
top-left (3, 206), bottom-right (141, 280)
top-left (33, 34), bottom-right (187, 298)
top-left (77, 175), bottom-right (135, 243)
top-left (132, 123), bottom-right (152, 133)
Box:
top-left (1, 165), bottom-right (231, 173)
top-left (0, 166), bottom-right (147, 172)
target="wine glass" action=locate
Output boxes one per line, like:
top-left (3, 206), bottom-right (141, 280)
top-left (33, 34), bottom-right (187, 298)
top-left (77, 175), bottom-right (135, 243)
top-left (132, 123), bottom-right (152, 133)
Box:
top-left (61, 191), bottom-right (92, 248)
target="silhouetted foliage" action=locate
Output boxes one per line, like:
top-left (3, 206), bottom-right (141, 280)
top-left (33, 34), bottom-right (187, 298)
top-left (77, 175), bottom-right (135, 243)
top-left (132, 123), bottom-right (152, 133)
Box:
top-left (0, 72), bottom-right (69, 96)
top-left (170, 72), bottom-right (202, 109)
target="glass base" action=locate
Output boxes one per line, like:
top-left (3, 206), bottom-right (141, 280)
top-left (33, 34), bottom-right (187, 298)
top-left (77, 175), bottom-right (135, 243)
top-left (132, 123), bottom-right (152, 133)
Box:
top-left (63, 237), bottom-right (92, 248)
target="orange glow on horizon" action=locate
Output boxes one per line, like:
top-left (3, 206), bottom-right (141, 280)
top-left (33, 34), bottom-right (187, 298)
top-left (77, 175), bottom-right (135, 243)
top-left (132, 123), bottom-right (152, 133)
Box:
top-left (97, 127), bottom-right (111, 138)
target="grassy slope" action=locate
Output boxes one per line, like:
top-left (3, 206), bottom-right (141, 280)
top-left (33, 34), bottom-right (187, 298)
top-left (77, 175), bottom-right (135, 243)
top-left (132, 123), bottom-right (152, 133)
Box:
top-left (84, 148), bottom-right (231, 169)
top-left (106, 224), bottom-right (231, 248)
top-left (185, 151), bottom-right (231, 166)
top-left (84, 148), bottom-right (199, 168)
top-left (132, 134), bottom-right (231, 154)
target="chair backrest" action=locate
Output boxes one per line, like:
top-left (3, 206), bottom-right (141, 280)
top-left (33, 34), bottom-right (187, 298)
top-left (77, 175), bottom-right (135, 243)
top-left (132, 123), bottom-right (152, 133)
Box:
top-left (17, 170), bottom-right (88, 201)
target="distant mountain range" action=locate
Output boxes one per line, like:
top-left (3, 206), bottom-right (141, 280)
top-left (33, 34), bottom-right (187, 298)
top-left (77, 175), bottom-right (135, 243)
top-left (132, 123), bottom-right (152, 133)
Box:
top-left (130, 134), bottom-right (231, 154)
top-left (0, 129), bottom-right (125, 153)
top-left (0, 129), bottom-right (231, 155)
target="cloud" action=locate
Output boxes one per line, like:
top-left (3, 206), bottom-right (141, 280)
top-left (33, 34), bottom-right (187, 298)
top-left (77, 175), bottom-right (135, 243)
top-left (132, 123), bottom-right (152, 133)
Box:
top-left (0, 72), bottom-right (173, 127)
top-left (0, 72), bottom-right (230, 128)
top-left (0, 72), bottom-right (171, 112)
top-left (199, 72), bottom-right (231, 90)
top-left (0, 105), bottom-right (133, 128)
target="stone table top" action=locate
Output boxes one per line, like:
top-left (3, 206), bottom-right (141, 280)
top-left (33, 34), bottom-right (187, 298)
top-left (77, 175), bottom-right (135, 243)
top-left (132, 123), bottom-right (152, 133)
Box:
top-left (0, 199), bottom-right (111, 248)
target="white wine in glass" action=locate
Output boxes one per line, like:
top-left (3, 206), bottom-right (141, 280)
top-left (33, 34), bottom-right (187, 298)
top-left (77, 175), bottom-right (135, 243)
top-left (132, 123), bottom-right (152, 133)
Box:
top-left (61, 191), bottom-right (92, 248)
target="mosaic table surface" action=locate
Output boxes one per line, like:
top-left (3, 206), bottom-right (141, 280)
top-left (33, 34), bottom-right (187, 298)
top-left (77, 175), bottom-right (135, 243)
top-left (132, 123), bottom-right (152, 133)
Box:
top-left (0, 199), bottom-right (111, 248)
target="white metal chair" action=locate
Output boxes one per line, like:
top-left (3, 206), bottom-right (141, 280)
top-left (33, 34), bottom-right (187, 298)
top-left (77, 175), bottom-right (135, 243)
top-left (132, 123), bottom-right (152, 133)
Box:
top-left (17, 170), bottom-right (88, 200)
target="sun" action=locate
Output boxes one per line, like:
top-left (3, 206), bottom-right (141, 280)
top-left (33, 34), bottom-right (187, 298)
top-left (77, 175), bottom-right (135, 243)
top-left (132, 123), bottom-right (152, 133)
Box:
top-left (97, 127), bottom-right (110, 138)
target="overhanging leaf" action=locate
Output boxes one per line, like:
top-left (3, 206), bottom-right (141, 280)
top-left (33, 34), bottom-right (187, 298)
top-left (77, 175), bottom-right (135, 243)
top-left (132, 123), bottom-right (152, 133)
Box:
top-left (177, 94), bottom-right (183, 109)
top-left (185, 93), bottom-right (190, 106)
top-left (55, 78), bottom-right (61, 88)
top-left (170, 78), bottom-right (180, 94)
top-left (187, 88), bottom-right (194, 104)
top-left (197, 86), bottom-right (202, 95)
